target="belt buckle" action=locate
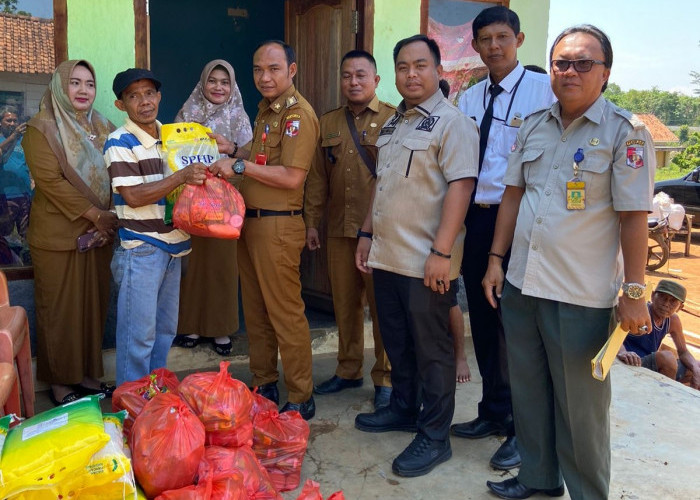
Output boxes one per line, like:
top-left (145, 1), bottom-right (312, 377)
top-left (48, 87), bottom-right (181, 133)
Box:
top-left (478, 203), bottom-right (490, 209)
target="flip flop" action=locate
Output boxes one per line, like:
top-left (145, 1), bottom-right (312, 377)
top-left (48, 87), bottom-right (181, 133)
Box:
top-left (213, 340), bottom-right (233, 356)
top-left (48, 390), bottom-right (81, 407)
top-left (172, 335), bottom-right (202, 348)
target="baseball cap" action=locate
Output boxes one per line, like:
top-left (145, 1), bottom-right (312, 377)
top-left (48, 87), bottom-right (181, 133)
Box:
top-left (655, 279), bottom-right (686, 303)
top-left (112, 68), bottom-right (162, 99)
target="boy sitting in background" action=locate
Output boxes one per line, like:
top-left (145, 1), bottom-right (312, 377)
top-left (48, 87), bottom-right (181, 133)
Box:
top-left (618, 279), bottom-right (699, 389)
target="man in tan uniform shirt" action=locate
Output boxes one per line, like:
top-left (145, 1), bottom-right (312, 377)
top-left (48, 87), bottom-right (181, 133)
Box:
top-left (211, 40), bottom-right (319, 420)
top-left (304, 50), bottom-right (394, 409)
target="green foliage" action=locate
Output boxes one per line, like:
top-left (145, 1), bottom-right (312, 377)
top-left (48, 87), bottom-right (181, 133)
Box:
top-left (678, 125), bottom-right (690, 143)
top-left (655, 162), bottom-right (688, 182)
top-left (671, 132), bottom-right (700, 170)
top-left (1, 0), bottom-right (18, 13)
top-left (604, 85), bottom-right (700, 126)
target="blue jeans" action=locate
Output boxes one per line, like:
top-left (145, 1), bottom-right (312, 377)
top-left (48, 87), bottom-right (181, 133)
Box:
top-left (111, 242), bottom-right (182, 386)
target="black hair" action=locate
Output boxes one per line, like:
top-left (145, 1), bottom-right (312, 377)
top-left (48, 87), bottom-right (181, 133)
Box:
top-left (549, 24), bottom-right (612, 92)
top-left (341, 49), bottom-right (377, 72)
top-left (472, 6), bottom-right (520, 39)
top-left (393, 34), bottom-right (441, 66)
top-left (255, 39), bottom-right (296, 66)
top-left (524, 64), bottom-right (547, 74)
top-left (439, 79), bottom-right (450, 98)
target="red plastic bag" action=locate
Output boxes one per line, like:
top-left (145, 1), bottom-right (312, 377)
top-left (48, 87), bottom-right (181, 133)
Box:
top-left (179, 361), bottom-right (254, 448)
top-left (173, 170), bottom-right (246, 239)
top-left (156, 473), bottom-right (246, 500)
top-left (198, 445), bottom-right (281, 500)
top-left (295, 479), bottom-right (345, 500)
top-left (130, 392), bottom-right (206, 498)
top-left (250, 387), bottom-right (279, 420)
top-left (253, 409), bottom-right (310, 491)
top-left (112, 368), bottom-right (180, 438)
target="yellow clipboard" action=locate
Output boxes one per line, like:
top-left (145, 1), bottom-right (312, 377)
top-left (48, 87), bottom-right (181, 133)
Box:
top-left (591, 285), bottom-right (652, 381)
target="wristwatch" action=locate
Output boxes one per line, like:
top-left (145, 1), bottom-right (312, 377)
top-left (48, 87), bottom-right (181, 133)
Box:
top-left (233, 159), bottom-right (246, 175)
top-left (621, 282), bottom-right (646, 300)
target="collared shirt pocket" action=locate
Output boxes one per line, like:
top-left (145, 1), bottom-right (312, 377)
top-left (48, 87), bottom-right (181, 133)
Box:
top-left (400, 137), bottom-right (431, 178)
top-left (521, 147), bottom-right (545, 187)
top-left (576, 150), bottom-right (612, 201)
top-left (321, 136), bottom-right (342, 165)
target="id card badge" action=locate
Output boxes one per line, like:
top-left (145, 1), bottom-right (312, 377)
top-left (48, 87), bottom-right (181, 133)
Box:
top-left (566, 178), bottom-right (585, 210)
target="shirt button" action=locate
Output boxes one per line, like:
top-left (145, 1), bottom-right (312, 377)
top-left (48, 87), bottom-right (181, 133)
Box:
top-left (545, 190), bottom-right (551, 196)
top-left (404, 119), bottom-right (409, 124)
top-left (532, 245), bottom-right (538, 250)
top-left (349, 149), bottom-right (354, 154)
top-left (395, 140), bottom-right (399, 144)
top-left (346, 187), bottom-right (350, 191)
top-left (536, 217), bottom-right (543, 224)
top-left (347, 168), bottom-right (350, 172)
top-left (561, 137), bottom-right (567, 142)
top-left (553, 164), bottom-right (559, 169)
top-left (379, 186), bottom-right (383, 191)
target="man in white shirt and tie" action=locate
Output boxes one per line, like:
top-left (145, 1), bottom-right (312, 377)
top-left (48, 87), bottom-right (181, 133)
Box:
top-left (450, 5), bottom-right (555, 471)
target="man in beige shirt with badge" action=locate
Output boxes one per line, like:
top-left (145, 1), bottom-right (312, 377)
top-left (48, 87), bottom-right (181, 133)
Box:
top-left (304, 50), bottom-right (395, 409)
top-left (211, 40), bottom-right (319, 420)
top-left (354, 34), bottom-right (478, 478)
top-left (482, 25), bottom-right (654, 499)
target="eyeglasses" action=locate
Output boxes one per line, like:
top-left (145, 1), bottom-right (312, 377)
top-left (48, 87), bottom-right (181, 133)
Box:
top-left (550, 59), bottom-right (605, 73)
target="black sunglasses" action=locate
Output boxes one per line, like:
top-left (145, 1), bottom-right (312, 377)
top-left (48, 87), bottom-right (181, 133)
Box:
top-left (550, 59), bottom-right (605, 73)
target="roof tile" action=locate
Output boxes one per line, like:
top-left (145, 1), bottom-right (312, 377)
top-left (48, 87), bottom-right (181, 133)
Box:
top-left (0, 13), bottom-right (54, 75)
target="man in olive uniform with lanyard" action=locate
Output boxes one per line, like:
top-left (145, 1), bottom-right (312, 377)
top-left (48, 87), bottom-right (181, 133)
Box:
top-left (211, 40), bottom-right (319, 420)
top-left (304, 50), bottom-right (394, 409)
top-left (483, 25), bottom-right (654, 499)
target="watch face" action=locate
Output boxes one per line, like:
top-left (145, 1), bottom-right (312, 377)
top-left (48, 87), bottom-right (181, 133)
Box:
top-left (234, 159), bottom-right (245, 174)
top-left (625, 284), bottom-right (645, 299)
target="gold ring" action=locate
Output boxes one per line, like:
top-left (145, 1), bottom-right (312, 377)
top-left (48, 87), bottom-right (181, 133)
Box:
top-left (436, 279), bottom-right (444, 286)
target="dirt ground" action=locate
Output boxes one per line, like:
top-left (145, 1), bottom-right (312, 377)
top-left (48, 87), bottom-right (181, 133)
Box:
top-left (648, 229), bottom-right (700, 339)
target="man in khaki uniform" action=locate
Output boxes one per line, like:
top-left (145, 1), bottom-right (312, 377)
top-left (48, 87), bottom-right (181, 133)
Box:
top-left (211, 40), bottom-right (319, 420)
top-left (354, 34), bottom-right (478, 478)
top-left (304, 50), bottom-right (394, 409)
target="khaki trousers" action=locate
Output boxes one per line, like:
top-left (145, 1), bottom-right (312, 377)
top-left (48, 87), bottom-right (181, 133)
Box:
top-left (238, 215), bottom-right (313, 403)
top-left (327, 237), bottom-right (391, 387)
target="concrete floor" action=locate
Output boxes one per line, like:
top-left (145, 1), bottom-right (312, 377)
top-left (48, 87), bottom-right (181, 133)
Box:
top-left (31, 320), bottom-right (700, 500)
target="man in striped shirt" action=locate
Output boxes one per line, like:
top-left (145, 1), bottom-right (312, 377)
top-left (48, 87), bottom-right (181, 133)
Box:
top-left (104, 68), bottom-right (207, 386)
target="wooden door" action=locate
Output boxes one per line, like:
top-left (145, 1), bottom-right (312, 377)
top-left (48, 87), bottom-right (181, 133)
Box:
top-left (286, 0), bottom-right (357, 311)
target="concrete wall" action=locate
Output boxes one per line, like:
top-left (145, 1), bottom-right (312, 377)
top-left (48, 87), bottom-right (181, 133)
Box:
top-left (373, 0), bottom-right (550, 106)
top-left (65, 0), bottom-right (135, 126)
top-left (0, 73), bottom-right (51, 118)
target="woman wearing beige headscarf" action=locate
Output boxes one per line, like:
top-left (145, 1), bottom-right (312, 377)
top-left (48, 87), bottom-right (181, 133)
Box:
top-left (23, 60), bottom-right (117, 405)
top-left (173, 59), bottom-right (253, 355)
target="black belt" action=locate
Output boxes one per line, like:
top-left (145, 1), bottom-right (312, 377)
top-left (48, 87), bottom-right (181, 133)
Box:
top-left (245, 208), bottom-right (303, 218)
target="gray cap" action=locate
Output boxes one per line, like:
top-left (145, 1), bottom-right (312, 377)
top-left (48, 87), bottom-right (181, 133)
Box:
top-left (655, 279), bottom-right (687, 303)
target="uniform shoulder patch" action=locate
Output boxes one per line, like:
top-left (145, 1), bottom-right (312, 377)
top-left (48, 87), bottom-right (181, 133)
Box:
top-left (285, 119), bottom-right (300, 137)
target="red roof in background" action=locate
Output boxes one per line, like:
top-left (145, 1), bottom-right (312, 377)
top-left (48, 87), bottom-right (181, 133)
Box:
top-left (634, 113), bottom-right (679, 143)
top-left (0, 13), bottom-right (54, 74)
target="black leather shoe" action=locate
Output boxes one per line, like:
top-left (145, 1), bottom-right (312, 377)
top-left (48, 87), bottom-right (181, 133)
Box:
top-left (313, 375), bottom-right (363, 395)
top-left (373, 385), bottom-right (392, 409)
top-left (281, 396), bottom-right (316, 420)
top-left (355, 406), bottom-right (417, 433)
top-left (486, 477), bottom-right (565, 499)
top-left (254, 382), bottom-right (279, 405)
top-left (392, 433), bottom-right (452, 477)
top-left (489, 436), bottom-right (521, 470)
top-left (451, 416), bottom-right (510, 439)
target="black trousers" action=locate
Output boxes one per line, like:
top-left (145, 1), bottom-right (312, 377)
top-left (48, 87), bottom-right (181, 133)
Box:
top-left (373, 269), bottom-right (456, 441)
top-left (462, 204), bottom-right (513, 433)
